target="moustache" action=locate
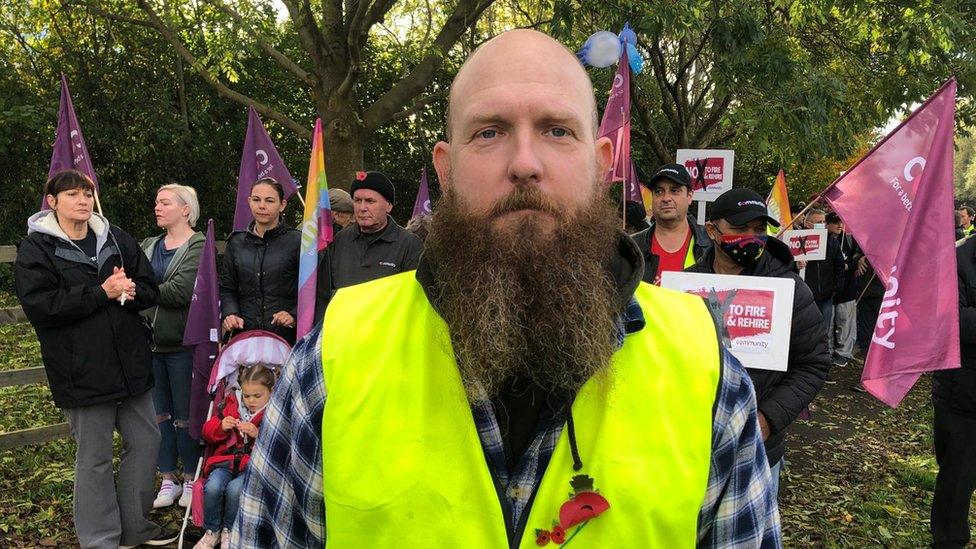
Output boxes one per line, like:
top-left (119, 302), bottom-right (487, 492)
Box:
top-left (486, 187), bottom-right (563, 220)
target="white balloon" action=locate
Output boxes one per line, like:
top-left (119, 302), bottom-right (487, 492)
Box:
top-left (582, 31), bottom-right (622, 68)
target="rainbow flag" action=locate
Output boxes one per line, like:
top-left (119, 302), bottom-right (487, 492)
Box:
top-left (766, 169), bottom-right (791, 235)
top-left (296, 119), bottom-right (334, 340)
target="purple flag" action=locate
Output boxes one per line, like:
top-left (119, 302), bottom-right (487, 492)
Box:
top-left (234, 106), bottom-right (298, 231)
top-left (183, 219), bottom-right (220, 439)
top-left (597, 53), bottom-right (631, 184)
top-left (412, 166), bottom-right (433, 219)
top-left (626, 159), bottom-right (643, 204)
top-left (823, 78), bottom-right (960, 407)
top-left (45, 74), bottom-right (98, 209)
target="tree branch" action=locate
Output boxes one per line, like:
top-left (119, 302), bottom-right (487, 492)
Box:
top-left (692, 92), bottom-right (732, 145)
top-left (362, 0), bottom-right (496, 132)
top-left (201, 0), bottom-right (316, 86)
top-left (119, 0), bottom-right (311, 138)
top-left (632, 87), bottom-right (671, 164)
top-left (280, 0), bottom-right (334, 67)
top-left (386, 90), bottom-right (448, 123)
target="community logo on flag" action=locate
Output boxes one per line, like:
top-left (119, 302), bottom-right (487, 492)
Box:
top-left (412, 166), bottom-right (433, 219)
top-left (823, 78), bottom-right (960, 407)
top-left (597, 52), bottom-right (631, 184)
top-left (234, 106), bottom-right (298, 231)
top-left (45, 74), bottom-right (98, 209)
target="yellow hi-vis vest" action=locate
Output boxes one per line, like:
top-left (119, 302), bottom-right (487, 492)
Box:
top-left (321, 272), bottom-right (720, 548)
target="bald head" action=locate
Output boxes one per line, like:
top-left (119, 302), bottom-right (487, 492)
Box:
top-left (446, 29), bottom-right (599, 141)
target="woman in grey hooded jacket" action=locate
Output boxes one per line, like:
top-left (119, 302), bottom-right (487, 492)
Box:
top-left (140, 184), bottom-right (205, 510)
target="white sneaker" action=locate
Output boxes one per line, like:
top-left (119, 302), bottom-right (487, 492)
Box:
top-left (221, 528), bottom-right (231, 547)
top-left (152, 478), bottom-right (182, 508)
top-left (193, 529), bottom-right (219, 549)
top-left (178, 480), bottom-right (193, 507)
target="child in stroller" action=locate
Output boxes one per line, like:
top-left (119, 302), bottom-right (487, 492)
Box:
top-left (194, 363), bottom-right (276, 548)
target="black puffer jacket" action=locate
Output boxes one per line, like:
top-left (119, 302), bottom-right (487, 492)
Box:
top-left (630, 215), bottom-right (713, 284)
top-left (15, 211), bottom-right (159, 408)
top-left (803, 235), bottom-right (845, 303)
top-left (687, 236), bottom-right (831, 464)
top-left (932, 235), bottom-right (976, 415)
top-left (220, 222), bottom-right (300, 343)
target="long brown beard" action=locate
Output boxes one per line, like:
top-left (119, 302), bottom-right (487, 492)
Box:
top-left (425, 183), bottom-right (622, 401)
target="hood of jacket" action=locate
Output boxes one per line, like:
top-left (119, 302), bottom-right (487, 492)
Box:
top-left (28, 209), bottom-right (111, 249)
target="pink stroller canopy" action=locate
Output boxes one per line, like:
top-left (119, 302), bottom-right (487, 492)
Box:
top-left (207, 330), bottom-right (292, 393)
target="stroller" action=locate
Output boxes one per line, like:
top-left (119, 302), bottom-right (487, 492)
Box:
top-left (178, 330), bottom-right (292, 547)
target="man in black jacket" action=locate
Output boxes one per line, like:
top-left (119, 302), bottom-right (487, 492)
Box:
top-left (630, 163), bottom-right (712, 285)
top-left (799, 209), bottom-right (845, 358)
top-left (930, 234), bottom-right (976, 548)
top-left (15, 170), bottom-right (177, 548)
top-left (827, 212), bottom-right (862, 367)
top-left (315, 171), bottom-right (423, 318)
top-left (687, 188), bottom-right (831, 495)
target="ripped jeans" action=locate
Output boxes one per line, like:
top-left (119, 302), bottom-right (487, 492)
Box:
top-left (152, 351), bottom-right (200, 477)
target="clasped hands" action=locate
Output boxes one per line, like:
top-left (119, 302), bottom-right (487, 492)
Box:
top-left (101, 267), bottom-right (136, 304)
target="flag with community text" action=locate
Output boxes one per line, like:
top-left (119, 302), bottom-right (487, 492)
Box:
top-left (597, 53), bottom-right (631, 185)
top-left (233, 106), bottom-right (298, 230)
top-left (45, 74), bottom-right (99, 208)
top-left (823, 78), bottom-right (960, 407)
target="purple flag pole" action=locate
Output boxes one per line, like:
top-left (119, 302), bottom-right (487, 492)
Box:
top-left (233, 106), bottom-right (300, 231)
top-left (412, 166), bottom-right (433, 220)
top-left (45, 74), bottom-right (99, 212)
top-left (183, 219), bottom-right (220, 439)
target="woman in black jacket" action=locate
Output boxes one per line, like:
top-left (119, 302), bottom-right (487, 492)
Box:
top-left (219, 177), bottom-right (301, 343)
top-left (14, 170), bottom-right (176, 547)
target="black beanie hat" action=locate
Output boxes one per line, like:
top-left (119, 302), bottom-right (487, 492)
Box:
top-left (350, 171), bottom-right (395, 205)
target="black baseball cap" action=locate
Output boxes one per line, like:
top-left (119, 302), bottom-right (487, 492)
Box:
top-left (649, 163), bottom-right (692, 189)
top-left (709, 188), bottom-right (780, 228)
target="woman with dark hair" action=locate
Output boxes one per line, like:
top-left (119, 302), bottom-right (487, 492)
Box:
top-left (14, 170), bottom-right (177, 547)
top-left (141, 183), bottom-right (205, 509)
top-left (219, 178), bottom-right (301, 343)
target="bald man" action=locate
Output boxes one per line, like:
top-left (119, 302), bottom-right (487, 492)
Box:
top-left (233, 30), bottom-right (780, 547)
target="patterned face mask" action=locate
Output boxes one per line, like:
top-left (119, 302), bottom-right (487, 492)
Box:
top-left (714, 230), bottom-right (768, 270)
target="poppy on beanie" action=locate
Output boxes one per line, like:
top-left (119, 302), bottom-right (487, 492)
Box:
top-left (350, 171), bottom-right (396, 205)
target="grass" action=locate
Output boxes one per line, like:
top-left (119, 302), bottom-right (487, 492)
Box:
top-left (1, 290), bottom-right (973, 547)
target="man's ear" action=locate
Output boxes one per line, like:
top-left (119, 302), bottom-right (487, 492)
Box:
top-left (704, 221), bottom-right (719, 240)
top-left (594, 136), bottom-right (613, 185)
top-left (432, 141), bottom-right (452, 193)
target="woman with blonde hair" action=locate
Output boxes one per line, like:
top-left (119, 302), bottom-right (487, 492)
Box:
top-left (141, 183), bottom-right (205, 509)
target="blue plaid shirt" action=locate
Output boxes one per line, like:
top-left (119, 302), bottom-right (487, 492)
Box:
top-left (232, 299), bottom-right (781, 547)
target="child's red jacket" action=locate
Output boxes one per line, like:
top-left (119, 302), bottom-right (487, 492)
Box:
top-left (201, 392), bottom-right (265, 476)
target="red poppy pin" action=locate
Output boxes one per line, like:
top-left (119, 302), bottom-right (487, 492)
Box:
top-left (355, 171), bottom-right (367, 181)
top-left (534, 475), bottom-right (609, 546)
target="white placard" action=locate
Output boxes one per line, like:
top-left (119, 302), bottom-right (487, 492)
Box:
top-left (660, 272), bottom-right (795, 371)
top-left (675, 149), bottom-right (735, 202)
top-left (780, 229), bottom-right (828, 261)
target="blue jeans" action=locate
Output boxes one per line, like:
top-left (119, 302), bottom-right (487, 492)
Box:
top-left (152, 351), bottom-right (200, 476)
top-left (204, 466), bottom-right (245, 531)
top-left (769, 459), bottom-right (783, 499)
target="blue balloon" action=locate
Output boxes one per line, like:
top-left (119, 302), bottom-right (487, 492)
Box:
top-left (619, 22), bottom-right (638, 46)
top-left (626, 43), bottom-right (644, 75)
top-left (580, 31), bottom-right (622, 68)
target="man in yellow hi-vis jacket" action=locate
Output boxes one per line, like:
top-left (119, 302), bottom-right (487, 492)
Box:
top-left (233, 29), bottom-right (781, 548)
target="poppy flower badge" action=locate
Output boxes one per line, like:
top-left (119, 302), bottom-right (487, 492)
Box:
top-left (355, 171), bottom-right (368, 181)
top-left (534, 475), bottom-right (609, 546)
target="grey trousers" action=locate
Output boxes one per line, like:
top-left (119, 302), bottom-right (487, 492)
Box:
top-left (64, 391), bottom-right (162, 549)
top-left (833, 299), bottom-right (857, 359)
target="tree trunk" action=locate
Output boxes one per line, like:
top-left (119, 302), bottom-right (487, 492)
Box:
top-left (315, 94), bottom-right (366, 192)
